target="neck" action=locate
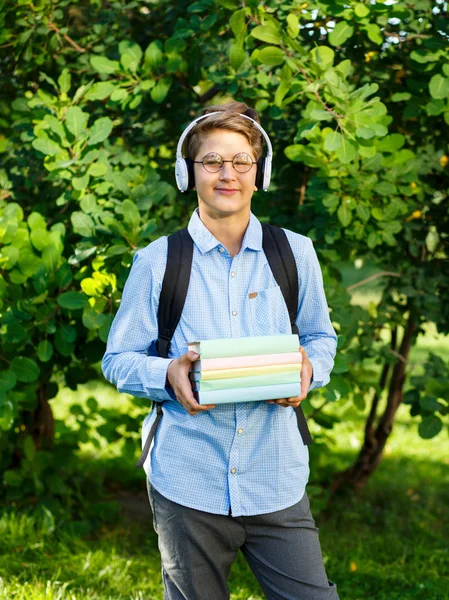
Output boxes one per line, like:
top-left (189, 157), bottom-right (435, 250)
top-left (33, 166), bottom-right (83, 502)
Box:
top-left (197, 207), bottom-right (250, 258)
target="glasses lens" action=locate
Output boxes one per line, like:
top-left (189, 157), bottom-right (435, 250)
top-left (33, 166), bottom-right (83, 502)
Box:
top-left (233, 153), bottom-right (253, 173)
top-left (202, 152), bottom-right (223, 173)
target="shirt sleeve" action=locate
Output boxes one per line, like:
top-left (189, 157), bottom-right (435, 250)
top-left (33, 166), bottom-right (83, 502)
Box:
top-left (286, 233), bottom-right (337, 391)
top-left (101, 240), bottom-right (176, 402)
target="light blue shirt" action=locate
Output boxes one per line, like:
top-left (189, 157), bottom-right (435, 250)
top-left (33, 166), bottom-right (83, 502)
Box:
top-left (102, 208), bottom-right (337, 517)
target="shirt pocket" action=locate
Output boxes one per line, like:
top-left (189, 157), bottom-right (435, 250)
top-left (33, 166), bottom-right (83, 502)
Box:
top-left (247, 285), bottom-right (291, 335)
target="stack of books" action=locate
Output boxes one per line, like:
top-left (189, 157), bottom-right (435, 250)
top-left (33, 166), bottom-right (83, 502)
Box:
top-left (188, 334), bottom-right (302, 405)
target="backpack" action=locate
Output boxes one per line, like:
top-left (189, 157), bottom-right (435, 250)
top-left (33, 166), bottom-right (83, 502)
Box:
top-left (137, 223), bottom-right (312, 469)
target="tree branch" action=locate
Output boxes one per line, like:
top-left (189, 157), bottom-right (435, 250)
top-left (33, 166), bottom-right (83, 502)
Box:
top-left (48, 22), bottom-right (86, 53)
top-left (346, 271), bottom-right (401, 292)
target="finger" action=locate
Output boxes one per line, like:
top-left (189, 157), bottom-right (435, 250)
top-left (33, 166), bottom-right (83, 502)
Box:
top-left (179, 351), bottom-right (200, 369)
top-left (179, 393), bottom-right (216, 415)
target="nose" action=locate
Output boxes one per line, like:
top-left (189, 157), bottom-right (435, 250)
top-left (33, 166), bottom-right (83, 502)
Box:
top-left (219, 161), bottom-right (236, 181)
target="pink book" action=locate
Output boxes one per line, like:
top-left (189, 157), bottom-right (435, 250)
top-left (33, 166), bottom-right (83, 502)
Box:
top-left (190, 351), bottom-right (302, 373)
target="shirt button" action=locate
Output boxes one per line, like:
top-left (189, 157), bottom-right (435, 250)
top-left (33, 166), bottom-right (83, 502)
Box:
top-left (232, 310), bottom-right (237, 316)
top-left (237, 428), bottom-right (243, 434)
top-left (230, 468), bottom-right (237, 474)
top-left (219, 247), bottom-right (225, 253)
top-left (231, 271), bottom-right (236, 277)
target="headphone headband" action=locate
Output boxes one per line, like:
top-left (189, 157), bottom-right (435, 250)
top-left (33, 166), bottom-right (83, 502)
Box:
top-left (176, 111), bottom-right (273, 160)
top-left (175, 111), bottom-right (272, 192)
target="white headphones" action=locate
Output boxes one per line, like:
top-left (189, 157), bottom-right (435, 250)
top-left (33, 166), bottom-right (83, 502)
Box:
top-left (175, 112), bottom-right (273, 193)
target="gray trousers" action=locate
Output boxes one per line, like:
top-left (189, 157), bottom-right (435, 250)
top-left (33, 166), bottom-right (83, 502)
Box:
top-left (147, 481), bottom-right (339, 600)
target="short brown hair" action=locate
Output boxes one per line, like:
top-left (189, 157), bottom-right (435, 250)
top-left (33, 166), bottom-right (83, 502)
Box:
top-left (184, 101), bottom-right (263, 161)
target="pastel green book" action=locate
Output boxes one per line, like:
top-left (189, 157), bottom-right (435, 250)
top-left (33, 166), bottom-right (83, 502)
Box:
top-left (191, 370), bottom-right (300, 392)
top-left (188, 334), bottom-right (299, 359)
top-left (194, 382), bottom-right (301, 405)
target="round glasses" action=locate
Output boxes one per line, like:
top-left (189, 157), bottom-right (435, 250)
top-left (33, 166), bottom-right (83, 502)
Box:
top-left (194, 152), bottom-right (257, 174)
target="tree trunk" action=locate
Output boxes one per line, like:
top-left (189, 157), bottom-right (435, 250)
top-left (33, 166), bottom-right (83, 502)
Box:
top-left (330, 311), bottom-right (418, 495)
top-left (30, 383), bottom-right (55, 450)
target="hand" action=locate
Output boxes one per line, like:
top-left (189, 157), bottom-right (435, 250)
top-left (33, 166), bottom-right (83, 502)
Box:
top-left (167, 351), bottom-right (216, 415)
top-left (266, 347), bottom-right (313, 408)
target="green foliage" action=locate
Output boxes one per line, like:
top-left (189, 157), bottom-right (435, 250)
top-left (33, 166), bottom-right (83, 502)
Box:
top-left (0, 0), bottom-right (448, 507)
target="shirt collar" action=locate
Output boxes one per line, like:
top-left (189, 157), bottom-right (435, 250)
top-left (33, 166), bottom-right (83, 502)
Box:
top-left (187, 208), bottom-right (263, 254)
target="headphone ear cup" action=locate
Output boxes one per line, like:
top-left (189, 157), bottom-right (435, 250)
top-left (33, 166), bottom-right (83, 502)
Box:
top-left (185, 157), bottom-right (195, 190)
top-left (255, 157), bottom-right (265, 191)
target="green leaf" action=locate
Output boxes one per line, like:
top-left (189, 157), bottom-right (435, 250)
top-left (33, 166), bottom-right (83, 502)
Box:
top-left (119, 42), bottom-right (143, 72)
top-left (71, 211), bottom-right (95, 237)
top-left (258, 46), bottom-right (285, 67)
top-left (429, 74), bottom-right (449, 99)
top-left (0, 370), bottom-right (16, 392)
top-left (335, 138), bottom-right (356, 163)
top-left (418, 415), bottom-right (443, 439)
top-left (391, 92), bottom-right (411, 102)
top-left (87, 117), bottom-right (113, 146)
top-left (144, 41), bottom-right (163, 69)
top-left (365, 24), bottom-right (383, 45)
top-left (32, 138), bottom-right (62, 156)
top-left (419, 396), bottom-right (442, 412)
top-left (90, 56), bottom-right (119, 74)
top-left (337, 199), bottom-right (353, 226)
top-left (324, 131), bottom-right (342, 151)
top-left (11, 357), bottom-right (40, 382)
top-left (72, 173), bottom-right (90, 191)
top-left (311, 46), bottom-right (335, 67)
top-left (87, 162), bottom-right (108, 177)
top-left (28, 212), bottom-right (46, 230)
top-left (3, 470), bottom-right (23, 486)
top-left (122, 199), bottom-right (140, 229)
top-left (354, 3), bottom-right (370, 17)
top-left (65, 107), bottom-right (89, 138)
top-left (58, 69), bottom-right (71, 94)
top-left (230, 8), bottom-right (247, 39)
top-left (150, 77), bottom-right (172, 104)
top-left (356, 203), bottom-right (370, 223)
top-left (367, 231), bottom-right (380, 248)
top-left (375, 181), bottom-right (396, 196)
top-left (23, 436), bottom-right (36, 462)
top-left (82, 307), bottom-right (106, 330)
top-left (310, 109), bottom-right (332, 121)
top-left (287, 14), bottom-right (299, 38)
top-left (332, 354), bottom-right (349, 374)
top-left (329, 22), bottom-right (354, 46)
top-left (30, 229), bottom-right (49, 251)
top-left (230, 42), bottom-right (246, 70)
top-left (57, 292), bottom-right (89, 310)
top-left (37, 340), bottom-right (53, 362)
top-left (356, 126), bottom-right (376, 140)
top-left (377, 133), bottom-right (404, 152)
top-left (251, 25), bottom-right (281, 45)
top-left (85, 82), bottom-right (115, 101)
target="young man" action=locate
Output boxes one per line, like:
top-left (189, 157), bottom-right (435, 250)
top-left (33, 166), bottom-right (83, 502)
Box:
top-left (102, 101), bottom-right (339, 600)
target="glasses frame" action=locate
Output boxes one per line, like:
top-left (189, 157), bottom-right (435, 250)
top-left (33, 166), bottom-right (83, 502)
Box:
top-left (193, 152), bottom-right (257, 174)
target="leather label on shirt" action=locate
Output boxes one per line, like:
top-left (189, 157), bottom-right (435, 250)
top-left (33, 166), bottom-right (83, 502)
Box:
top-left (249, 292), bottom-right (258, 299)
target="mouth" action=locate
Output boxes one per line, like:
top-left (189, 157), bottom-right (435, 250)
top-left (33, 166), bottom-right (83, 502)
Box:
top-left (215, 188), bottom-right (240, 194)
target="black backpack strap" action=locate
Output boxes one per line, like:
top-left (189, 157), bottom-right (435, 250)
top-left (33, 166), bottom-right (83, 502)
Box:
top-left (137, 228), bottom-right (194, 468)
top-left (157, 228), bottom-right (194, 359)
top-left (261, 223), bottom-right (312, 446)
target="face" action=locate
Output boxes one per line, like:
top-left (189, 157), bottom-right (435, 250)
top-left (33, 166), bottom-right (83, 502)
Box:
top-left (193, 129), bottom-right (258, 220)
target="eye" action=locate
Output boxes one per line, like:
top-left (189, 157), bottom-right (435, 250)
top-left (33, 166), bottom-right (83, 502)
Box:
top-left (203, 152), bottom-right (222, 166)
